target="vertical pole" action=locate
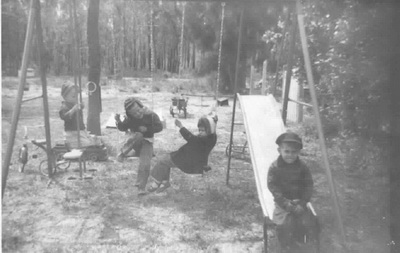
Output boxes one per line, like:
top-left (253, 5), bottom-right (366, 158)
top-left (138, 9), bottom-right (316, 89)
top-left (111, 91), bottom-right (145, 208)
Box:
top-left (296, 0), bottom-right (347, 249)
top-left (226, 6), bottom-right (245, 185)
top-left (69, 0), bottom-right (81, 148)
top-left (262, 60), bottom-right (267, 95)
top-left (179, 2), bottom-right (186, 78)
top-left (34, 0), bottom-right (54, 177)
top-left (263, 217), bottom-right (269, 253)
top-left (2, 0), bottom-right (36, 199)
top-left (87, 0), bottom-right (102, 135)
top-left (249, 65), bottom-right (254, 95)
top-left (216, 2), bottom-right (226, 100)
top-left (150, 1), bottom-right (155, 80)
top-left (72, 0), bottom-right (84, 107)
top-left (282, 10), bottom-right (297, 126)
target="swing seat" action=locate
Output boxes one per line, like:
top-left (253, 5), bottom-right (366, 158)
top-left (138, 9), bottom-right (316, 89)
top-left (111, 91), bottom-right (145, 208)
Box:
top-left (63, 149), bottom-right (84, 160)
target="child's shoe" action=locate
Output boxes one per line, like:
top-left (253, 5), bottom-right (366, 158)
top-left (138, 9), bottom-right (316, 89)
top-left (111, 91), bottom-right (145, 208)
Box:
top-left (138, 188), bottom-right (147, 196)
top-left (156, 181), bottom-right (171, 193)
top-left (116, 153), bottom-right (125, 162)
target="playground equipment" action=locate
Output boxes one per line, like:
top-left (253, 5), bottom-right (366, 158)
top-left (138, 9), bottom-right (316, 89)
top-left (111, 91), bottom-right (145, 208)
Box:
top-left (225, 1), bottom-right (346, 251)
top-left (230, 94), bottom-right (320, 252)
top-left (170, 96), bottom-right (189, 118)
top-left (28, 139), bottom-right (107, 176)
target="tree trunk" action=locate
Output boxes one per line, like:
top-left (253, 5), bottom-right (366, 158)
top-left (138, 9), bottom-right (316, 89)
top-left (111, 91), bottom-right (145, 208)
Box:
top-left (87, 0), bottom-right (101, 135)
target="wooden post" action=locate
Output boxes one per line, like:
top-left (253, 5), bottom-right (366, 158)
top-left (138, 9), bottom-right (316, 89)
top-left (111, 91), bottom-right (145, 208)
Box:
top-left (297, 84), bottom-right (304, 123)
top-left (2, 0), bottom-right (36, 199)
top-left (249, 65), bottom-right (255, 95)
top-left (262, 60), bottom-right (268, 95)
top-left (281, 11), bottom-right (297, 125)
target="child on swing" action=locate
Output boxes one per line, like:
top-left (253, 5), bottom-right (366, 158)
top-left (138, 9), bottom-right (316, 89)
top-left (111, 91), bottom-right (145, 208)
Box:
top-left (147, 113), bottom-right (217, 193)
top-left (267, 132), bottom-right (314, 252)
top-left (114, 97), bottom-right (163, 195)
top-left (59, 82), bottom-right (100, 148)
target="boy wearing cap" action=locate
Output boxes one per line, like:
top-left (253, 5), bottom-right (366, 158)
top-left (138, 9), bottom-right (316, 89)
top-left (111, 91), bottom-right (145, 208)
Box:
top-left (267, 132), bottom-right (314, 251)
top-left (114, 97), bottom-right (163, 195)
top-left (59, 82), bottom-right (99, 148)
top-left (147, 114), bottom-right (217, 193)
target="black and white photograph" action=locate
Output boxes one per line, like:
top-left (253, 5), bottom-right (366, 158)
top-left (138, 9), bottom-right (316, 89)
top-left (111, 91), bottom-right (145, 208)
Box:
top-left (2, 0), bottom-right (399, 252)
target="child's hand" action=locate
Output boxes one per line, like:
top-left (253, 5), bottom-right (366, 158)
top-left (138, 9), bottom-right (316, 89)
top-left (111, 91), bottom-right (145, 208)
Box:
top-left (175, 119), bottom-right (183, 128)
top-left (293, 204), bottom-right (305, 215)
top-left (138, 126), bottom-right (147, 132)
top-left (114, 113), bottom-right (121, 122)
top-left (292, 199), bottom-right (301, 205)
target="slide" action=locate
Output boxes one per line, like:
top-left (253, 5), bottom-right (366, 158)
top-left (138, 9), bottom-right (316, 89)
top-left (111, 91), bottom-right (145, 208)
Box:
top-left (237, 94), bottom-right (285, 219)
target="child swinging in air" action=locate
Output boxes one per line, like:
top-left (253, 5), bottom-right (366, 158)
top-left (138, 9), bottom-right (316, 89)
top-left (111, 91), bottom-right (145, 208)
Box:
top-left (59, 82), bottom-right (101, 148)
top-left (267, 132), bottom-right (315, 252)
top-left (147, 113), bottom-right (218, 193)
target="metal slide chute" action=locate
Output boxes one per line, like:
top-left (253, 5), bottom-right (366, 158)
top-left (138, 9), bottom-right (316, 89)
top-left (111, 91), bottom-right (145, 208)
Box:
top-left (237, 94), bottom-right (285, 218)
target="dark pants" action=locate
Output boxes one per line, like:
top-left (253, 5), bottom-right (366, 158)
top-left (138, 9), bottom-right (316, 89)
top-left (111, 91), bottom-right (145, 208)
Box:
top-left (275, 206), bottom-right (316, 249)
top-left (150, 154), bottom-right (176, 183)
top-left (121, 133), bottom-right (153, 190)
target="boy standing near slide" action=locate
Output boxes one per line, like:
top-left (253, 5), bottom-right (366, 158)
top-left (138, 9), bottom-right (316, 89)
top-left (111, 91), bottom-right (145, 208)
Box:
top-left (267, 132), bottom-right (314, 251)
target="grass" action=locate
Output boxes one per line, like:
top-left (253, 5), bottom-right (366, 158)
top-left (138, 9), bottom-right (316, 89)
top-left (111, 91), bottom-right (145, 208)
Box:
top-left (2, 74), bottom-right (391, 253)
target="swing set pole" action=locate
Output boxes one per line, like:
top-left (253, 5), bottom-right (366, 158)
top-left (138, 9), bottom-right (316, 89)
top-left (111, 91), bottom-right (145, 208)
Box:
top-left (69, 0), bottom-right (82, 148)
top-left (296, 0), bottom-right (347, 249)
top-left (34, 0), bottom-right (54, 177)
top-left (226, 6), bottom-right (245, 185)
top-left (2, 0), bottom-right (36, 199)
top-left (216, 2), bottom-right (226, 100)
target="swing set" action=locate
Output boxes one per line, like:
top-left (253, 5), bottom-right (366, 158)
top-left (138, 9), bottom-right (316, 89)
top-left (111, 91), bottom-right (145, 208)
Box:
top-left (2, 0), bottom-right (347, 252)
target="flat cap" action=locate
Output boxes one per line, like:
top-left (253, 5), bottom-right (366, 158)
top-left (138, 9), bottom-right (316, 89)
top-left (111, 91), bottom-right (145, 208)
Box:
top-left (275, 132), bottom-right (303, 149)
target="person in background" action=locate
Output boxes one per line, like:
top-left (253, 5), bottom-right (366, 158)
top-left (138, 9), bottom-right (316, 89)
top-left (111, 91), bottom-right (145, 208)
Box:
top-left (115, 97), bottom-right (163, 195)
top-left (147, 113), bottom-right (217, 194)
top-left (267, 132), bottom-right (314, 252)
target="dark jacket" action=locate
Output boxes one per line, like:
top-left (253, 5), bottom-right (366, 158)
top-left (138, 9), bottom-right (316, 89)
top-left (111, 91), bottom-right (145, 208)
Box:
top-left (267, 156), bottom-right (313, 211)
top-left (171, 127), bottom-right (217, 174)
top-left (116, 109), bottom-right (163, 138)
top-left (59, 101), bottom-right (85, 131)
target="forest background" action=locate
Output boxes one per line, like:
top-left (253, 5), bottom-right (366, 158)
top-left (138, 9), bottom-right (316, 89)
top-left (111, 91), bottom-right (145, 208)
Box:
top-left (2, 0), bottom-right (400, 252)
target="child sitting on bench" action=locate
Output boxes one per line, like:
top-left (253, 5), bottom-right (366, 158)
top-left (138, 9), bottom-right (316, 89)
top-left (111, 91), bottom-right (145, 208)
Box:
top-left (267, 132), bottom-right (314, 252)
top-left (147, 113), bottom-right (217, 193)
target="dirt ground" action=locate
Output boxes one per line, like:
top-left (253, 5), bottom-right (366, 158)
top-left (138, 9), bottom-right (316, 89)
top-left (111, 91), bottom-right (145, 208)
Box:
top-left (2, 76), bottom-right (391, 253)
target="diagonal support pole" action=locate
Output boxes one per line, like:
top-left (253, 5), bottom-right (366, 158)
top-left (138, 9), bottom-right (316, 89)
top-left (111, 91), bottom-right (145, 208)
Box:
top-left (296, 0), bottom-right (347, 249)
top-left (2, 0), bottom-right (36, 199)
